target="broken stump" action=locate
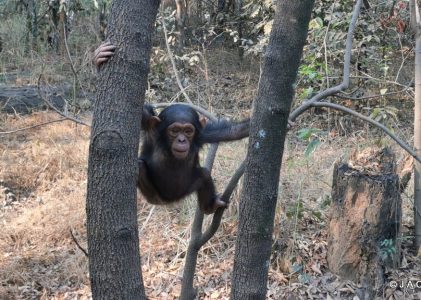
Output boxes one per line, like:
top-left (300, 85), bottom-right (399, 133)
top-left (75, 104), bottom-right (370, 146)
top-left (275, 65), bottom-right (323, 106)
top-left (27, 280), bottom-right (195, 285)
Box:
top-left (327, 148), bottom-right (401, 296)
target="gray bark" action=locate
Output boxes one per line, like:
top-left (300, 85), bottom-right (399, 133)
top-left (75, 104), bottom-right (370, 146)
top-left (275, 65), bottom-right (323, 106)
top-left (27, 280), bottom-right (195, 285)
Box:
top-left (230, 1), bottom-right (315, 299)
top-left (410, 0), bottom-right (421, 249)
top-left (86, 0), bottom-right (160, 299)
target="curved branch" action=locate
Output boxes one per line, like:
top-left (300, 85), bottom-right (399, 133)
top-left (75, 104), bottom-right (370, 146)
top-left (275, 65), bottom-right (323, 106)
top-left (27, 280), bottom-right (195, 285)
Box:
top-left (310, 102), bottom-right (421, 163)
top-left (199, 160), bottom-right (246, 246)
top-left (289, 0), bottom-right (363, 122)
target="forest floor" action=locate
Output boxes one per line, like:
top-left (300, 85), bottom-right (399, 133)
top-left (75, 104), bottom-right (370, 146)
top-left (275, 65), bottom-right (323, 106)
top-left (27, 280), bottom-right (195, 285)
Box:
top-left (0, 49), bottom-right (420, 300)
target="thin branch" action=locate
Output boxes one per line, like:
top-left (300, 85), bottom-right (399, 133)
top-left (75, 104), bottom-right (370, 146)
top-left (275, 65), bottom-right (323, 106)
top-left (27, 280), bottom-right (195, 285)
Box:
top-left (289, 0), bottom-right (363, 122)
top-left (199, 160), bottom-right (246, 246)
top-left (160, 15), bottom-right (193, 104)
top-left (310, 101), bottom-right (421, 163)
top-left (335, 86), bottom-right (411, 101)
top-left (70, 228), bottom-right (88, 257)
top-left (37, 73), bottom-right (90, 127)
top-left (63, 21), bottom-right (89, 101)
top-left (0, 118), bottom-right (69, 135)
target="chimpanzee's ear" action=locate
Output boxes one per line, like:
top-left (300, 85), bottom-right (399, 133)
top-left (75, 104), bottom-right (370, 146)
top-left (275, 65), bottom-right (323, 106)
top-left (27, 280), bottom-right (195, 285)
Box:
top-left (149, 116), bottom-right (161, 128)
top-left (199, 116), bottom-right (207, 128)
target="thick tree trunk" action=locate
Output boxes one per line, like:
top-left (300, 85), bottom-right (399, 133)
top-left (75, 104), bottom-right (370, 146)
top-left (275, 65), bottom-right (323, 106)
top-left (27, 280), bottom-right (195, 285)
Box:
top-left (230, 1), bottom-right (314, 299)
top-left (86, 0), bottom-right (160, 299)
top-left (328, 148), bottom-right (401, 298)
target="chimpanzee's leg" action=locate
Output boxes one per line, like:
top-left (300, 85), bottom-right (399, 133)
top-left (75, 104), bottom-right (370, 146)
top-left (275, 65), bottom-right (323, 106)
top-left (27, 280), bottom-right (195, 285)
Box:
top-left (195, 168), bottom-right (227, 214)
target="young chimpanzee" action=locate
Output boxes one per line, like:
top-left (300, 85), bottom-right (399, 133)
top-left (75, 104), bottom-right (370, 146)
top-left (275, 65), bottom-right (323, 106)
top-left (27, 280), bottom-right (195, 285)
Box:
top-left (94, 42), bottom-right (250, 213)
top-left (139, 104), bottom-right (249, 213)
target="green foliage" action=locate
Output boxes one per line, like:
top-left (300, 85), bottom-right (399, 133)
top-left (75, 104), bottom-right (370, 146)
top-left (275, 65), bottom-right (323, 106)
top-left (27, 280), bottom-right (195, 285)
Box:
top-left (379, 239), bottom-right (396, 261)
top-left (297, 128), bottom-right (324, 158)
top-left (369, 106), bottom-right (399, 132)
top-left (286, 200), bottom-right (304, 219)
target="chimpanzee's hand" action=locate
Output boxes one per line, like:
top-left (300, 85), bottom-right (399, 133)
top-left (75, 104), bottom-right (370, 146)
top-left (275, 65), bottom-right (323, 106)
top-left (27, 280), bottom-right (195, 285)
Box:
top-left (93, 41), bottom-right (116, 67)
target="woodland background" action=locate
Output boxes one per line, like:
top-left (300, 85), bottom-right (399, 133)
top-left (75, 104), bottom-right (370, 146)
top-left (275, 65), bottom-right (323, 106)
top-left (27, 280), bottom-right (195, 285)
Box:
top-left (0, 0), bottom-right (420, 299)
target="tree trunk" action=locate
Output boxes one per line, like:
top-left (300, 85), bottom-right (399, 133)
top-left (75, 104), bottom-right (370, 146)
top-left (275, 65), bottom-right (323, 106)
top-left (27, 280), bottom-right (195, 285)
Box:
top-left (328, 148), bottom-right (401, 298)
top-left (230, 1), bottom-right (315, 299)
top-left (235, 0), bottom-right (243, 58)
top-left (86, 0), bottom-right (160, 299)
top-left (411, 0), bottom-right (421, 249)
top-left (175, 0), bottom-right (186, 49)
top-left (98, 0), bottom-right (108, 41)
top-left (24, 0), bottom-right (38, 52)
top-left (58, 0), bottom-right (67, 55)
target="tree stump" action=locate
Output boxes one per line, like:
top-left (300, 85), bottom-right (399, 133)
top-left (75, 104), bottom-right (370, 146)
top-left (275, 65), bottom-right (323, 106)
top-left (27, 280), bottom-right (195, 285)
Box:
top-left (327, 147), bottom-right (401, 296)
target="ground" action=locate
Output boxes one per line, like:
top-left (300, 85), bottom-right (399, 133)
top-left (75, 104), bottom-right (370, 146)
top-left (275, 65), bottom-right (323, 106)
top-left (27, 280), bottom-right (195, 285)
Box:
top-left (0, 110), bottom-right (420, 299)
top-left (0, 50), bottom-right (420, 300)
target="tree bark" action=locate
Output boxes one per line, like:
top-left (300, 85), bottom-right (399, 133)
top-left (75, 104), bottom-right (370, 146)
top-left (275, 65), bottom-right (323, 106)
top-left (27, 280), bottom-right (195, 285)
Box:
top-left (411, 0), bottom-right (421, 249)
top-left (86, 0), bottom-right (160, 299)
top-left (175, 0), bottom-right (186, 49)
top-left (328, 148), bottom-right (401, 298)
top-left (230, 1), bottom-right (315, 299)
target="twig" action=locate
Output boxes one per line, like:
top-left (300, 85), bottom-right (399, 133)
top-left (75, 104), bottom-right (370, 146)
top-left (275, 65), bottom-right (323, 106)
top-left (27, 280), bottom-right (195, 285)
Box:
top-left (335, 86), bottom-right (411, 101)
top-left (289, 0), bottom-right (363, 122)
top-left (160, 15), bottom-right (193, 104)
top-left (62, 22), bottom-right (89, 101)
top-left (70, 228), bottom-right (89, 257)
top-left (310, 101), bottom-right (421, 163)
top-left (0, 118), bottom-right (69, 135)
top-left (37, 73), bottom-right (90, 127)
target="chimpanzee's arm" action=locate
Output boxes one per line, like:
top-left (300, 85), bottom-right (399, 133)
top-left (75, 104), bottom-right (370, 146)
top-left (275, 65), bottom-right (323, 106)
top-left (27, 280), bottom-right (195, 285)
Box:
top-left (200, 119), bottom-right (250, 144)
top-left (141, 104), bottom-right (157, 130)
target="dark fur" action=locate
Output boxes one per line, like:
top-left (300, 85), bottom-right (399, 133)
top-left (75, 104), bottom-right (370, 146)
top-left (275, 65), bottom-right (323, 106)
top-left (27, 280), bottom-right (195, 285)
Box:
top-left (138, 104), bottom-right (249, 214)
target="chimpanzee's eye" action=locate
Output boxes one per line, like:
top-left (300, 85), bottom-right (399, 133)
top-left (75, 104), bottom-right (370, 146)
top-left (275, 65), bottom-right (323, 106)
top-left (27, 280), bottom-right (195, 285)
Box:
top-left (184, 128), bottom-right (194, 136)
top-left (169, 127), bottom-right (180, 136)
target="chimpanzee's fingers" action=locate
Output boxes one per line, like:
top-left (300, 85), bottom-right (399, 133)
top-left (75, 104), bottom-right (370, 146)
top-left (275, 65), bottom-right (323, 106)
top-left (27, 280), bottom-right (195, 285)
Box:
top-left (99, 45), bottom-right (116, 52)
top-left (95, 57), bottom-right (109, 65)
top-left (96, 51), bottom-right (115, 58)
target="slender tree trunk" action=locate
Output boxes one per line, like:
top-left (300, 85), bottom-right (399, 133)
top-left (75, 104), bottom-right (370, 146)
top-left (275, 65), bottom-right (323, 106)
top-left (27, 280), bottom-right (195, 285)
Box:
top-left (235, 0), bottom-right (243, 58)
top-left (415, 32), bottom-right (421, 249)
top-left (86, 0), bottom-right (160, 299)
top-left (230, 1), bottom-right (315, 299)
top-left (98, 0), bottom-right (108, 41)
top-left (175, 0), bottom-right (186, 49)
top-left (58, 0), bottom-right (67, 55)
top-left (411, 0), bottom-right (421, 249)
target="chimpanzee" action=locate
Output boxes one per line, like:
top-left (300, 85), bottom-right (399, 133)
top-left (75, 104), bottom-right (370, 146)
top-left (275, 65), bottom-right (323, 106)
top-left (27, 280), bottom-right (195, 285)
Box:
top-left (94, 42), bottom-right (250, 213)
top-left (139, 104), bottom-right (249, 213)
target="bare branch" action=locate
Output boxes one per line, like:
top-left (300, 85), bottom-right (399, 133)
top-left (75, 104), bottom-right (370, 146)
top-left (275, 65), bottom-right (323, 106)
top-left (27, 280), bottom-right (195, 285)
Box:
top-left (70, 228), bottom-right (88, 257)
top-left (160, 15), bottom-right (193, 104)
top-left (37, 73), bottom-right (90, 127)
top-left (310, 102), bottom-right (421, 163)
top-left (0, 118), bottom-right (68, 135)
top-left (335, 86), bottom-right (411, 101)
top-left (63, 21), bottom-right (89, 101)
top-left (289, 0), bottom-right (363, 122)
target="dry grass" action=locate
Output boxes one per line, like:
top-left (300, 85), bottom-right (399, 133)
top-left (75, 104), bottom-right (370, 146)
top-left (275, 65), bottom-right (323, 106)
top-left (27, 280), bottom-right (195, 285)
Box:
top-left (0, 110), bottom-right (417, 299)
